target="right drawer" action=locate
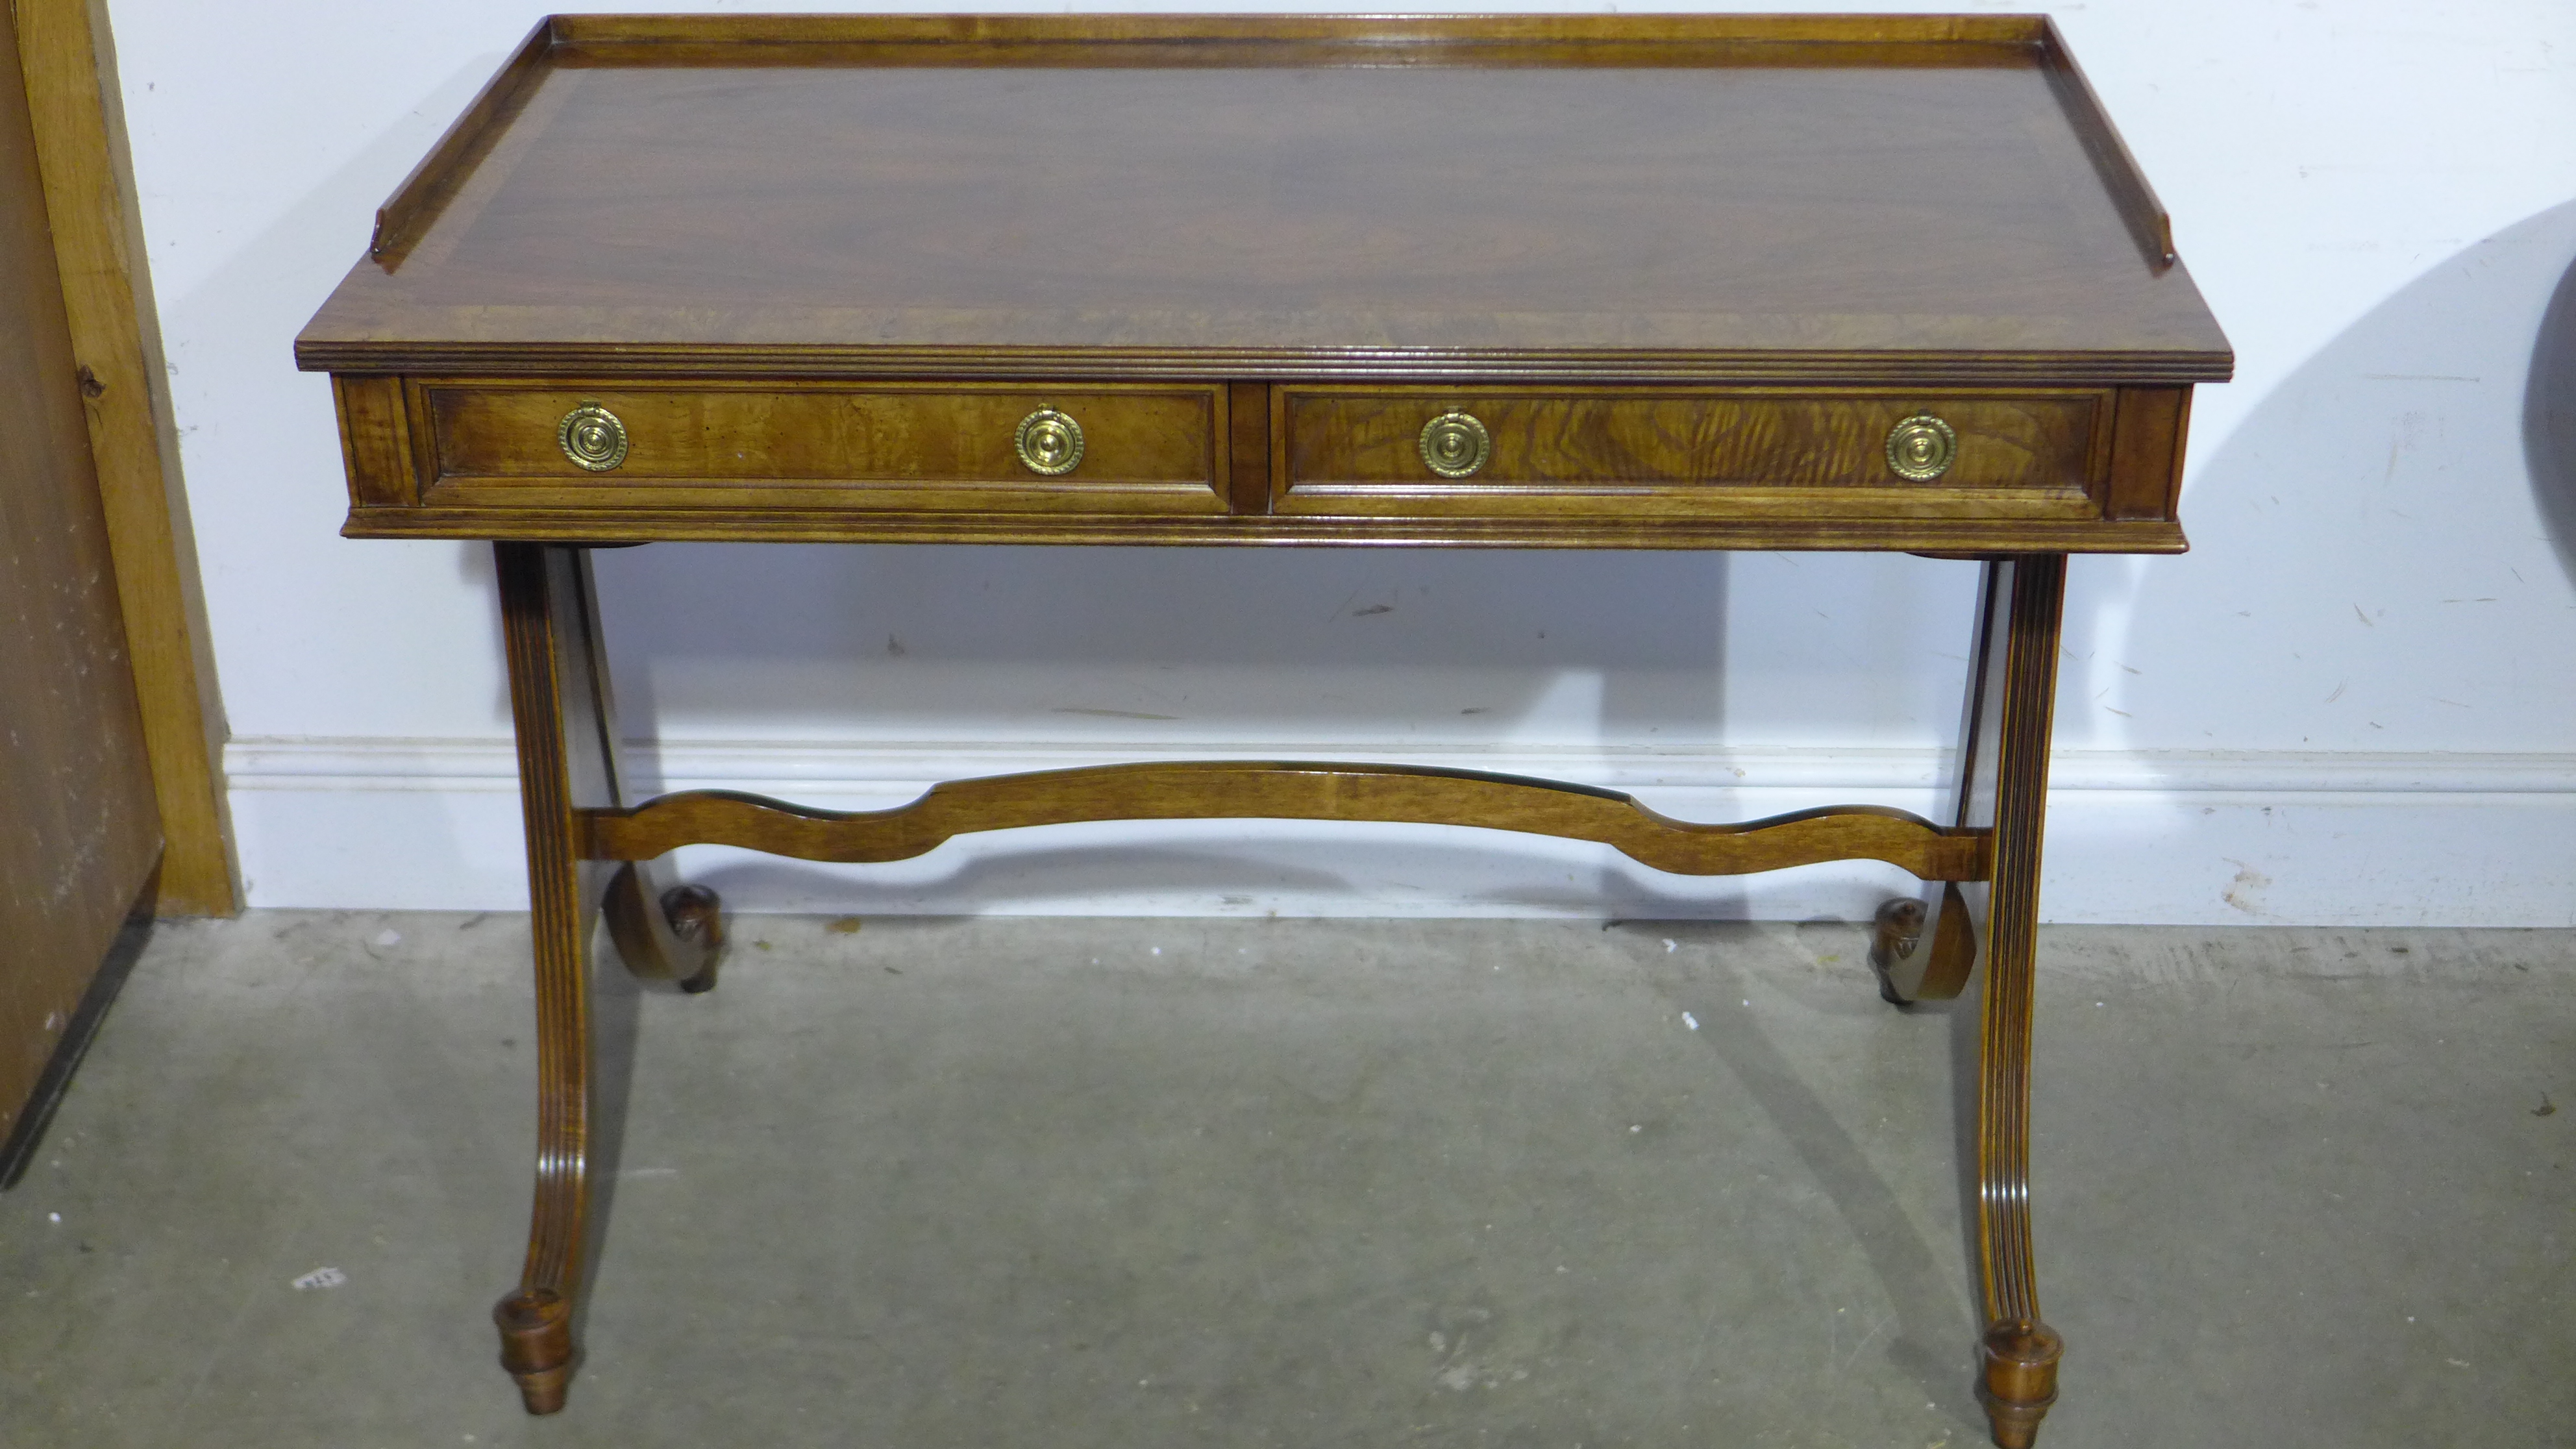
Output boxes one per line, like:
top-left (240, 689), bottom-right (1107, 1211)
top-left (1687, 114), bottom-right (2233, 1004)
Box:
top-left (1276, 389), bottom-right (2115, 520)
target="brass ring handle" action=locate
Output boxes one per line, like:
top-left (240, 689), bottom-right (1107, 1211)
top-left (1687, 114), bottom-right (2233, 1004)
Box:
top-left (1885, 414), bottom-right (1957, 482)
top-left (1015, 407), bottom-right (1085, 475)
top-left (558, 402), bottom-right (629, 472)
top-left (1418, 411), bottom-right (1491, 478)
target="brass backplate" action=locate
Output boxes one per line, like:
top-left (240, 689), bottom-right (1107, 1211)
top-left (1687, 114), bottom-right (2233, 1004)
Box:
top-left (1418, 411), bottom-right (1492, 478)
top-left (558, 402), bottom-right (629, 472)
top-left (1015, 407), bottom-right (1085, 475)
top-left (1885, 414), bottom-right (1957, 482)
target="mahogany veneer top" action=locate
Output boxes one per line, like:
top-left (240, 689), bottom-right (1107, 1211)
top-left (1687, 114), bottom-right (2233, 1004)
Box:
top-left (294, 14), bottom-right (2231, 382)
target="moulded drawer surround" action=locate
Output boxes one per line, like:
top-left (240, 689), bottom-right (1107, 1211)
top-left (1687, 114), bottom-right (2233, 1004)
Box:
top-left (1277, 388), bottom-right (2114, 519)
top-left (415, 381), bottom-right (1228, 515)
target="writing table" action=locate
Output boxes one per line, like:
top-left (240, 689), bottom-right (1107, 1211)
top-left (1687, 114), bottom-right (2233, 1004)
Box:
top-left (296, 15), bottom-right (2230, 1444)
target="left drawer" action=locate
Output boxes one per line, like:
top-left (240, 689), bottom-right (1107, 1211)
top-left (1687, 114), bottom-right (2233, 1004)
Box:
top-left (359, 380), bottom-right (1228, 515)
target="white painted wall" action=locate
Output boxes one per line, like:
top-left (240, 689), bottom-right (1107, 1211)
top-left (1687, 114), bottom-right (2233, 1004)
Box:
top-left (103, 0), bottom-right (2576, 923)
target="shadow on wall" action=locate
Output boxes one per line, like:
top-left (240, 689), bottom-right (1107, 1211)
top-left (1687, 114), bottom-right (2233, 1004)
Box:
top-left (2525, 231), bottom-right (2576, 583)
top-left (2012, 198), bottom-right (2576, 927)
top-left (2075, 197), bottom-right (2576, 765)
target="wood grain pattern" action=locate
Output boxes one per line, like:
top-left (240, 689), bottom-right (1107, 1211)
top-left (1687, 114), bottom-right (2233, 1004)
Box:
top-left (548, 13), bottom-right (2066, 46)
top-left (491, 543), bottom-right (728, 1413)
top-left (312, 20), bottom-right (2227, 1437)
top-left (420, 381), bottom-right (1221, 514)
top-left (297, 14), bottom-right (2230, 386)
top-left (2105, 387), bottom-right (2190, 522)
top-left (491, 542), bottom-right (612, 1415)
top-left (332, 375), bottom-right (415, 506)
top-left (557, 539), bottom-right (725, 995)
top-left (0, 1), bottom-right (160, 1143)
top-left (584, 763), bottom-right (1991, 882)
top-left (341, 503), bottom-right (2188, 554)
top-left (1983, 1319), bottom-right (2066, 1449)
top-left (1226, 380), bottom-right (1270, 515)
top-left (600, 863), bottom-right (722, 992)
top-left (1970, 555), bottom-right (2068, 1447)
top-left (1860, 554), bottom-right (2070, 1446)
top-left (1880, 561), bottom-right (2012, 1006)
top-left (16, 0), bottom-right (236, 915)
top-left (1280, 389), bottom-right (2106, 521)
top-left (2033, 23), bottom-right (2173, 269)
top-left (307, 347), bottom-right (2222, 389)
top-left (372, 17), bottom-right (555, 262)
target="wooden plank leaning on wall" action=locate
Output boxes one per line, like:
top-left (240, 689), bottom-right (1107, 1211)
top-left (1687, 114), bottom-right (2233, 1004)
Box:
top-left (14, 0), bottom-right (236, 914)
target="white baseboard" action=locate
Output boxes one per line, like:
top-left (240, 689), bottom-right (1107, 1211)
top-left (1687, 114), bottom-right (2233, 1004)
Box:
top-left (223, 737), bottom-right (2576, 926)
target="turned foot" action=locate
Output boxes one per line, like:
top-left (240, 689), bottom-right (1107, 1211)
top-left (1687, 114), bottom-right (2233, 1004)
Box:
top-left (495, 1287), bottom-right (575, 1414)
top-left (602, 861), bottom-right (725, 992)
top-left (1979, 1318), bottom-right (2063, 1448)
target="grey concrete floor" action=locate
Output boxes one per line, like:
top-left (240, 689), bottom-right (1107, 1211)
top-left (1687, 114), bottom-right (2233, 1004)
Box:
top-left (0, 913), bottom-right (2568, 1448)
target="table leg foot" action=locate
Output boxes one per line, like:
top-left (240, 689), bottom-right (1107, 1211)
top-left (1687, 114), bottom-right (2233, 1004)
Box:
top-left (1870, 883), bottom-right (1974, 1004)
top-left (1868, 897), bottom-right (1924, 1004)
top-left (603, 860), bottom-right (726, 993)
top-left (1978, 1317), bottom-right (2063, 1448)
top-left (495, 1287), bottom-right (575, 1415)
top-left (665, 882), bottom-right (724, 993)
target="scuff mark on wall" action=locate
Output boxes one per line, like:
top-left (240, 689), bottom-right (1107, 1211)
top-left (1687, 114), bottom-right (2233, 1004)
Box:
top-left (2223, 860), bottom-right (2273, 916)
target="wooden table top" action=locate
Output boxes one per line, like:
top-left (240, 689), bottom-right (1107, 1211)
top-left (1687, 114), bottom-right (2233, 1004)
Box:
top-left (295, 14), bottom-right (2231, 385)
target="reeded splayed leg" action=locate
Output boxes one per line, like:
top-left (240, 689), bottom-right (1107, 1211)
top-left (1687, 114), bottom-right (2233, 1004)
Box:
top-left (1878, 556), bottom-right (2070, 1441)
top-left (1963, 555), bottom-right (2069, 1447)
top-left (490, 542), bottom-right (604, 1413)
top-left (489, 543), bottom-right (723, 1414)
top-left (1873, 551), bottom-right (2012, 1009)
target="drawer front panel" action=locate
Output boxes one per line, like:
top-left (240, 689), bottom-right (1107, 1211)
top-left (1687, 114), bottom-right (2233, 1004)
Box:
top-left (1280, 390), bottom-right (2108, 519)
top-left (418, 382), bottom-right (1227, 514)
